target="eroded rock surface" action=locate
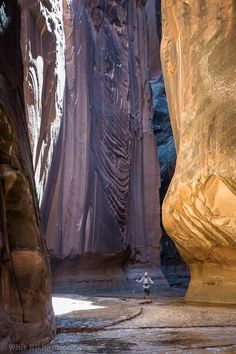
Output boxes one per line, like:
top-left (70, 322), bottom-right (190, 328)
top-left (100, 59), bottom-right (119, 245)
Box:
top-left (1, 3), bottom-right (162, 343)
top-left (0, 0), bottom-right (55, 347)
top-left (21, 0), bottom-right (161, 270)
top-left (161, 1), bottom-right (236, 303)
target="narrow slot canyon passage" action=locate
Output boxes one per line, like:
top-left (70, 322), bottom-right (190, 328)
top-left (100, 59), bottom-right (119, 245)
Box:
top-left (150, 76), bottom-right (190, 289)
top-left (0, 0), bottom-right (236, 353)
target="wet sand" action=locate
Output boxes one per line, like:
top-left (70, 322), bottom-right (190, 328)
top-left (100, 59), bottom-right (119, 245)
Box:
top-left (19, 293), bottom-right (236, 353)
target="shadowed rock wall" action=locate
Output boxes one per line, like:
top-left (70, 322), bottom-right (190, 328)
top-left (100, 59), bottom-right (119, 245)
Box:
top-left (0, 1), bottom-right (162, 340)
top-left (125, 0), bottom-right (161, 264)
top-left (0, 0), bottom-right (55, 347)
top-left (146, 0), bottom-right (183, 267)
top-left (21, 0), bottom-right (162, 272)
top-left (151, 76), bottom-right (179, 264)
top-left (161, 1), bottom-right (236, 303)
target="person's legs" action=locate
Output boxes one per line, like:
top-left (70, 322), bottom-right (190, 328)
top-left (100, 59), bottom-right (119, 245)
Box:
top-left (143, 287), bottom-right (150, 299)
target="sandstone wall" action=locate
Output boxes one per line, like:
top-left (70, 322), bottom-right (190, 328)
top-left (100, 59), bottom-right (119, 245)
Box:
top-left (0, 0), bottom-right (162, 344)
top-left (0, 0), bottom-right (55, 347)
top-left (21, 0), bottom-right (161, 269)
top-left (161, 0), bottom-right (236, 303)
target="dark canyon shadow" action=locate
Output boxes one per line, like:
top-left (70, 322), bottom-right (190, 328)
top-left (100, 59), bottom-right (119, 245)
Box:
top-left (150, 75), bottom-right (190, 288)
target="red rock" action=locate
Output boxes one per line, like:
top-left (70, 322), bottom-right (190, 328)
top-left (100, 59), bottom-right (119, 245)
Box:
top-left (21, 1), bottom-right (161, 267)
top-left (0, 1), bottom-right (162, 346)
top-left (0, 0), bottom-right (55, 347)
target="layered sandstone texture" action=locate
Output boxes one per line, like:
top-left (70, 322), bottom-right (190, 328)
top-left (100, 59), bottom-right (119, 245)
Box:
top-left (0, 0), bottom-right (55, 348)
top-left (161, 1), bottom-right (236, 303)
top-left (21, 0), bottom-right (162, 267)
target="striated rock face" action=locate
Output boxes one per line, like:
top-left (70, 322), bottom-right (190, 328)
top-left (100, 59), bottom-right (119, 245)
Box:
top-left (145, 0), bottom-right (162, 79)
top-left (125, 0), bottom-right (161, 264)
top-left (21, 0), bottom-right (162, 269)
top-left (161, 1), bottom-right (236, 303)
top-left (20, 0), bottom-right (66, 207)
top-left (0, 0), bottom-right (55, 347)
top-left (0, 0), bottom-right (162, 343)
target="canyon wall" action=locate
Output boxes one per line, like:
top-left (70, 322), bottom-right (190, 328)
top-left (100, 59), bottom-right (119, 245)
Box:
top-left (161, 1), bottom-right (236, 303)
top-left (21, 0), bottom-right (162, 277)
top-left (147, 0), bottom-right (183, 268)
top-left (0, 0), bottom-right (55, 347)
top-left (1, 1), bottom-right (235, 350)
top-left (151, 76), bottom-right (180, 267)
top-left (0, 0), bottom-right (162, 344)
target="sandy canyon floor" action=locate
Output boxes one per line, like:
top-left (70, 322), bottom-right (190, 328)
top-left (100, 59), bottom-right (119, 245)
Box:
top-left (18, 275), bottom-right (236, 354)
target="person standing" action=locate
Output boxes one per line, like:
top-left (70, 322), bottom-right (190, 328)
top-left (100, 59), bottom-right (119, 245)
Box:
top-left (136, 272), bottom-right (154, 298)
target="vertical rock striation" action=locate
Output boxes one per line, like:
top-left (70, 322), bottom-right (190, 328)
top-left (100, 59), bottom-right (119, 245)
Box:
top-left (161, 1), bottom-right (236, 303)
top-left (0, 0), bottom-right (55, 347)
top-left (126, 0), bottom-right (161, 264)
top-left (20, 0), bottom-right (66, 207)
top-left (0, 0), bottom-right (162, 326)
top-left (145, 0), bottom-right (162, 80)
top-left (28, 0), bottom-right (162, 270)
